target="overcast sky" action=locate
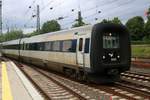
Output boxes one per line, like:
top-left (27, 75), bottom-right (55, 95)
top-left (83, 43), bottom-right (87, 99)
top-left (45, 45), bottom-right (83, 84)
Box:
top-left (2, 0), bottom-right (150, 33)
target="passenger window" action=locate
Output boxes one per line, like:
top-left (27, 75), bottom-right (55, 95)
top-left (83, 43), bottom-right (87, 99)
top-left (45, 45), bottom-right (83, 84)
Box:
top-left (37, 43), bottom-right (44, 51)
top-left (22, 42), bottom-right (25, 50)
top-left (62, 40), bottom-right (77, 52)
top-left (84, 38), bottom-right (90, 53)
top-left (26, 44), bottom-right (30, 50)
top-left (45, 42), bottom-right (51, 51)
top-left (52, 41), bottom-right (60, 51)
top-left (79, 38), bottom-right (83, 51)
top-left (62, 40), bottom-right (72, 52)
top-left (24, 43), bottom-right (26, 50)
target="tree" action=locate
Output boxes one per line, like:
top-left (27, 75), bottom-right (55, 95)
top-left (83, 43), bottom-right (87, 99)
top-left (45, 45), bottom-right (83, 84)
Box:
top-left (143, 7), bottom-right (150, 41)
top-left (72, 22), bottom-right (86, 28)
top-left (126, 16), bottom-right (144, 41)
top-left (100, 17), bottom-right (122, 25)
top-left (25, 31), bottom-right (40, 37)
top-left (41, 20), bottom-right (61, 34)
top-left (146, 7), bottom-right (150, 20)
top-left (0, 30), bottom-right (23, 42)
top-left (144, 19), bottom-right (150, 40)
top-left (72, 11), bottom-right (86, 28)
top-left (101, 19), bottom-right (111, 24)
top-left (111, 17), bottom-right (122, 25)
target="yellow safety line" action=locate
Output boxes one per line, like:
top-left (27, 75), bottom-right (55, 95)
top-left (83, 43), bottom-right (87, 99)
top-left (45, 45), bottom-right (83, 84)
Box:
top-left (2, 62), bottom-right (13, 100)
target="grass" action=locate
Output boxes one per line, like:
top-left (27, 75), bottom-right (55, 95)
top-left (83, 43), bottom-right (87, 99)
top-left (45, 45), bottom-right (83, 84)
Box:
top-left (132, 44), bottom-right (150, 59)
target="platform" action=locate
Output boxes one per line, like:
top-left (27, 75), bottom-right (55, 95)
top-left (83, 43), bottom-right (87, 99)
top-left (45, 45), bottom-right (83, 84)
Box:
top-left (0, 61), bottom-right (43, 100)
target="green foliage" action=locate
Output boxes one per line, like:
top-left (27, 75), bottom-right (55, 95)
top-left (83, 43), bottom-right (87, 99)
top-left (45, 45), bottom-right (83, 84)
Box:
top-left (100, 17), bottom-right (122, 25)
top-left (0, 30), bottom-right (23, 42)
top-left (132, 45), bottom-right (150, 58)
top-left (125, 16), bottom-right (144, 41)
top-left (146, 7), bottom-right (150, 20)
top-left (72, 22), bottom-right (86, 28)
top-left (101, 19), bottom-right (112, 24)
top-left (25, 31), bottom-right (40, 37)
top-left (111, 17), bottom-right (122, 25)
top-left (142, 35), bottom-right (150, 42)
top-left (41, 20), bottom-right (61, 34)
top-left (72, 11), bottom-right (86, 28)
top-left (144, 19), bottom-right (150, 38)
top-left (132, 41), bottom-right (150, 45)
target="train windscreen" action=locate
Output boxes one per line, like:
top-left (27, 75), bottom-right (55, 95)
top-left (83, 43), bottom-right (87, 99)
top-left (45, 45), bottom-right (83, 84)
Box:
top-left (103, 33), bottom-right (119, 49)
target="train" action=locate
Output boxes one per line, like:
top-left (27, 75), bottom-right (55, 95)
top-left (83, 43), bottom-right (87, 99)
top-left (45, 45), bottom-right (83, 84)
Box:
top-left (1, 23), bottom-right (131, 83)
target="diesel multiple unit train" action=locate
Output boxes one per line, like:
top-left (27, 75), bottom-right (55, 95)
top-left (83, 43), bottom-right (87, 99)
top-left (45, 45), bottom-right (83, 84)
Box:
top-left (1, 23), bottom-right (131, 83)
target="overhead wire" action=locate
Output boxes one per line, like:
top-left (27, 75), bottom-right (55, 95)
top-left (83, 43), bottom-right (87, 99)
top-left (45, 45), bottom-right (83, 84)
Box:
top-left (60, 0), bottom-right (135, 25)
top-left (24, 0), bottom-right (135, 30)
top-left (24, 0), bottom-right (37, 15)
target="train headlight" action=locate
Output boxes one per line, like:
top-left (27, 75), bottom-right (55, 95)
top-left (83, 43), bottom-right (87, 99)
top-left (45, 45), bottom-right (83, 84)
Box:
top-left (117, 55), bottom-right (120, 58)
top-left (103, 56), bottom-right (105, 59)
top-left (109, 33), bottom-right (112, 36)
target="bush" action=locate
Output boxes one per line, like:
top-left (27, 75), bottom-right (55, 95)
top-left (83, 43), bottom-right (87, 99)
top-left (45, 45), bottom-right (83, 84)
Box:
top-left (132, 45), bottom-right (150, 58)
top-left (131, 41), bottom-right (150, 45)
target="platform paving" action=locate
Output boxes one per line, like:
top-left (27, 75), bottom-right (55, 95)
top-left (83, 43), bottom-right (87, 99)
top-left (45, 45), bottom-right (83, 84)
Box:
top-left (0, 61), bottom-right (43, 100)
top-left (0, 63), bottom-right (2, 100)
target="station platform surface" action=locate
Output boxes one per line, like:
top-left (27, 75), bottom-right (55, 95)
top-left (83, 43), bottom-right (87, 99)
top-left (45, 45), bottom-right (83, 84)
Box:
top-left (0, 61), bottom-right (43, 100)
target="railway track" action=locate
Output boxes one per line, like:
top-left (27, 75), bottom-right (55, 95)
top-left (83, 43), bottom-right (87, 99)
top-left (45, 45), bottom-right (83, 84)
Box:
top-left (114, 82), bottom-right (150, 99)
top-left (36, 66), bottom-right (150, 100)
top-left (12, 60), bottom-right (134, 100)
top-left (14, 62), bottom-right (114, 100)
top-left (16, 63), bottom-right (87, 100)
top-left (36, 67), bottom-right (138, 100)
top-left (1, 58), bottom-right (150, 100)
top-left (121, 71), bottom-right (150, 88)
top-left (122, 71), bottom-right (150, 81)
top-left (119, 71), bottom-right (150, 99)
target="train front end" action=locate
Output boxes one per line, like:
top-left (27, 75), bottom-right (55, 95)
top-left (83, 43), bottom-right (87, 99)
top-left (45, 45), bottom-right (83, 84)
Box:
top-left (90, 23), bottom-right (131, 83)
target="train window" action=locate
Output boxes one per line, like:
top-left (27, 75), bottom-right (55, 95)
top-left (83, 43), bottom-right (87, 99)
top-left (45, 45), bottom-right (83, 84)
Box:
top-left (29, 43), bottom-right (34, 50)
top-left (14, 44), bottom-right (19, 49)
top-left (34, 43), bottom-right (38, 50)
top-left (52, 41), bottom-right (60, 51)
top-left (26, 43), bottom-right (30, 50)
top-left (20, 43), bottom-right (24, 50)
top-left (22, 42), bottom-right (26, 50)
top-left (103, 33), bottom-right (119, 49)
top-left (84, 38), bottom-right (90, 53)
top-left (62, 40), bottom-right (72, 52)
top-left (71, 40), bottom-right (77, 52)
top-left (44, 42), bottom-right (51, 51)
top-left (60, 41), bottom-right (63, 51)
top-left (3, 44), bottom-right (19, 49)
top-left (29, 44), bottom-right (32, 50)
top-left (37, 42), bottom-right (44, 51)
top-left (23, 43), bottom-right (26, 50)
top-left (62, 40), bottom-right (77, 52)
top-left (79, 38), bottom-right (83, 51)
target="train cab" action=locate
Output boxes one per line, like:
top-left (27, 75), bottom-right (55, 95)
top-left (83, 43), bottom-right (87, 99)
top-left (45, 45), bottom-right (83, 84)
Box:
top-left (89, 23), bottom-right (131, 82)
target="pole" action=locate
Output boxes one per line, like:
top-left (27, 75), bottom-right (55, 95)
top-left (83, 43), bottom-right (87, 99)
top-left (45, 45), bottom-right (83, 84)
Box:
top-left (78, 11), bottom-right (82, 26)
top-left (0, 0), bottom-right (2, 35)
top-left (0, 0), bottom-right (2, 56)
top-left (36, 5), bottom-right (40, 33)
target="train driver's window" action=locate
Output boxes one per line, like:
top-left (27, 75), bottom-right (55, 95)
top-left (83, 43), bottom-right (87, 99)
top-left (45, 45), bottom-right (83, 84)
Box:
top-left (84, 38), bottom-right (90, 53)
top-left (79, 38), bottom-right (83, 51)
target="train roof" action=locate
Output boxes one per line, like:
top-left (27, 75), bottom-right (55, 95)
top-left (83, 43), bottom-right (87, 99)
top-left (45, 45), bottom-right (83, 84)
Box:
top-left (2, 25), bottom-right (93, 45)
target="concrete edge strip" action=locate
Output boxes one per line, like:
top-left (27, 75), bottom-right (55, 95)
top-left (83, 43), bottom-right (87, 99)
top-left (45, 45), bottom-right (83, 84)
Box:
top-left (2, 62), bottom-right (13, 100)
top-left (9, 61), bottom-right (44, 100)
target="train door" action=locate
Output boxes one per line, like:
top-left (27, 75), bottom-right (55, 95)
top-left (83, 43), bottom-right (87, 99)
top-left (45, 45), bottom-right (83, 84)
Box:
top-left (77, 36), bottom-right (85, 66)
